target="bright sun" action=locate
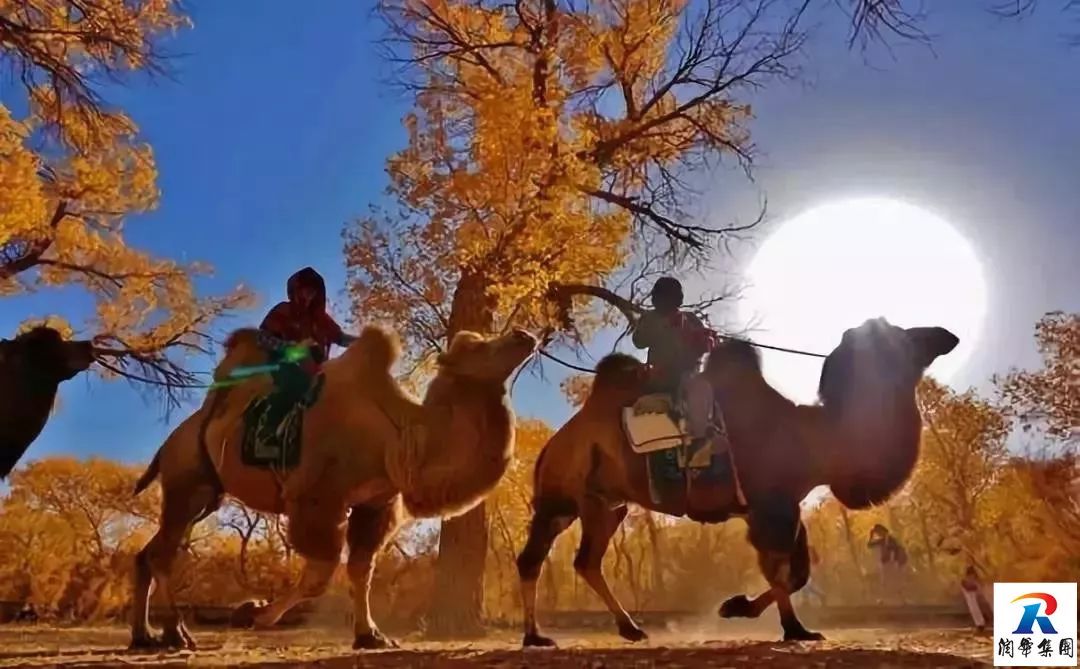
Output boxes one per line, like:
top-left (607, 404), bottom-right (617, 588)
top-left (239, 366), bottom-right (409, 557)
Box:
top-left (738, 197), bottom-right (988, 404)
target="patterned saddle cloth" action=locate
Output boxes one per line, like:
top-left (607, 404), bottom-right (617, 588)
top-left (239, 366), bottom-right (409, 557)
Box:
top-left (240, 361), bottom-right (325, 469)
top-left (621, 393), bottom-right (735, 507)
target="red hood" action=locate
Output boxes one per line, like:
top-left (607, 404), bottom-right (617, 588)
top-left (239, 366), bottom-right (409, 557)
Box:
top-left (286, 267), bottom-right (327, 313)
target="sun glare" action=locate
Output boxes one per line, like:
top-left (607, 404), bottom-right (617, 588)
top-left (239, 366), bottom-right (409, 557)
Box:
top-left (738, 198), bottom-right (988, 404)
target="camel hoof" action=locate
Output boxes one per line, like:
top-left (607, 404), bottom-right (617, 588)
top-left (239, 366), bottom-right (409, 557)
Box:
top-left (783, 628), bottom-right (826, 642)
top-left (617, 621), bottom-right (648, 643)
top-left (177, 623), bottom-right (198, 651)
top-left (161, 627), bottom-right (193, 651)
top-left (230, 600), bottom-right (264, 628)
top-left (523, 632), bottom-right (557, 648)
top-left (128, 634), bottom-right (168, 651)
top-left (129, 630), bottom-right (188, 652)
top-left (353, 630), bottom-right (398, 650)
top-left (719, 594), bottom-right (753, 619)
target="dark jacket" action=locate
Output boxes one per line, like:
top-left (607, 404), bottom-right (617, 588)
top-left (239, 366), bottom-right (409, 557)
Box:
top-left (632, 310), bottom-right (715, 391)
top-left (259, 267), bottom-right (347, 363)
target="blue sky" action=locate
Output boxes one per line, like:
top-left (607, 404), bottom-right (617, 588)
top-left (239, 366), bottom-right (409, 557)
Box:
top-left (3, 1), bottom-right (1078, 467)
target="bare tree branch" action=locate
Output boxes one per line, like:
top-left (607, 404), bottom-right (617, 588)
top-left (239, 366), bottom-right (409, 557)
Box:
top-left (0, 202), bottom-right (69, 280)
top-left (842, 0), bottom-right (929, 50)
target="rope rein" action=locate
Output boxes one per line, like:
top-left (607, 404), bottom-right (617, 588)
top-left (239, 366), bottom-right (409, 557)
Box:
top-left (538, 334), bottom-right (827, 376)
top-left (92, 330), bottom-right (827, 389)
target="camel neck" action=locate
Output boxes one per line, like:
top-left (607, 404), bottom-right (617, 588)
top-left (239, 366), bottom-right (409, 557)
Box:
top-left (425, 373), bottom-right (506, 408)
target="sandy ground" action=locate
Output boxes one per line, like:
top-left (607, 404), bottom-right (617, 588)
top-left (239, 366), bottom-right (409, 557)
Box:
top-left (0, 623), bottom-right (995, 668)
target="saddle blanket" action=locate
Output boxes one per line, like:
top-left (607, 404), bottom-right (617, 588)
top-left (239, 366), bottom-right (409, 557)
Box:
top-left (240, 365), bottom-right (325, 469)
top-left (622, 393), bottom-right (734, 507)
top-left (621, 393), bottom-right (688, 454)
top-left (647, 447), bottom-right (733, 508)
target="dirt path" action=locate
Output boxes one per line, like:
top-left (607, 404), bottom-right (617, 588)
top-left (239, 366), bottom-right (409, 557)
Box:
top-left (0, 626), bottom-right (993, 668)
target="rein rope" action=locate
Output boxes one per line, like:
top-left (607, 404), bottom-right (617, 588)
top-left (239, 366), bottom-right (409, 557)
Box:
top-left (98, 332), bottom-right (828, 389)
top-left (538, 335), bottom-right (827, 376)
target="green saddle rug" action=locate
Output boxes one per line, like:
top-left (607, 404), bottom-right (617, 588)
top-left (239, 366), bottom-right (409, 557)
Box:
top-left (240, 363), bottom-right (325, 469)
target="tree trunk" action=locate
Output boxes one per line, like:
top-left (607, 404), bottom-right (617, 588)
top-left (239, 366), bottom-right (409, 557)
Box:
top-left (914, 502), bottom-right (937, 572)
top-left (426, 271), bottom-right (495, 638)
top-left (838, 506), bottom-right (867, 602)
top-left (838, 506), bottom-right (864, 576)
top-left (427, 505), bottom-right (489, 637)
top-left (643, 512), bottom-right (664, 595)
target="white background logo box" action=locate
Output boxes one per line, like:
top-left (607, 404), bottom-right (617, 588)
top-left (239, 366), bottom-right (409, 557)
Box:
top-left (993, 582), bottom-right (1077, 667)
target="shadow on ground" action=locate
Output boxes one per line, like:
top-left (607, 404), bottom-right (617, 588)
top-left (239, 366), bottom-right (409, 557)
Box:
top-left (242, 643), bottom-right (988, 668)
top-left (0, 626), bottom-right (993, 668)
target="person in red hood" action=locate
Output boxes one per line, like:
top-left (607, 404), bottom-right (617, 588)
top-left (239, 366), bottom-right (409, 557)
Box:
top-left (259, 267), bottom-right (355, 368)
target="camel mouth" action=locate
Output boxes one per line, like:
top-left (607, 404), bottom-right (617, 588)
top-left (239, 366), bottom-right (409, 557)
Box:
top-left (503, 329), bottom-right (541, 361)
top-left (67, 341), bottom-right (96, 376)
top-left (508, 327), bottom-right (540, 348)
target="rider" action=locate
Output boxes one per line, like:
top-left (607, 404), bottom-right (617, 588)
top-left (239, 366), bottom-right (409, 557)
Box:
top-left (259, 266), bottom-right (356, 370)
top-left (631, 277), bottom-right (723, 458)
top-left (252, 267), bottom-right (356, 446)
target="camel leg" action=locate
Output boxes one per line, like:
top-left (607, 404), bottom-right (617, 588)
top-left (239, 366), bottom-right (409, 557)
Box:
top-left (248, 557), bottom-right (338, 628)
top-left (720, 505), bottom-right (821, 642)
top-left (130, 481), bottom-right (221, 651)
top-left (718, 589), bottom-right (776, 619)
top-left (347, 500), bottom-right (402, 650)
top-left (241, 498), bottom-right (346, 629)
top-left (574, 499), bottom-right (644, 642)
top-left (516, 497), bottom-right (578, 648)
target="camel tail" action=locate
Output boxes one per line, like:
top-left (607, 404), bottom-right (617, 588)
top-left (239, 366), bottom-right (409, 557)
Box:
top-left (133, 449), bottom-right (161, 496)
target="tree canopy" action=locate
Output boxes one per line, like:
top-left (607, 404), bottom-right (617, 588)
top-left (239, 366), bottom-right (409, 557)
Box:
top-left (0, 0), bottom-right (251, 391)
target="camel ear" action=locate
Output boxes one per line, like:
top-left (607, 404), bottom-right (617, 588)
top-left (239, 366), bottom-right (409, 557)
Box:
top-left (905, 327), bottom-right (959, 366)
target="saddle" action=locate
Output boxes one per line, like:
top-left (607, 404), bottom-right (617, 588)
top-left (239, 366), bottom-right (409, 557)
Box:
top-left (621, 393), bottom-right (713, 467)
top-left (621, 392), bottom-right (742, 509)
top-left (239, 351), bottom-right (325, 469)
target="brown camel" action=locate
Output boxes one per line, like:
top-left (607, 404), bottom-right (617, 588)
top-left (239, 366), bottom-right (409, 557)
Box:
top-left (516, 317), bottom-right (958, 644)
top-left (130, 325), bottom-right (538, 651)
top-left (0, 327), bottom-right (94, 478)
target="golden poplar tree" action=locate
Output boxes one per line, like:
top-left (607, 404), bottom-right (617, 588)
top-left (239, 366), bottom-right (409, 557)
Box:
top-left (997, 311), bottom-right (1078, 446)
top-left (997, 311), bottom-right (1080, 577)
top-left (0, 1), bottom-right (250, 389)
top-left (346, 0), bottom-right (810, 634)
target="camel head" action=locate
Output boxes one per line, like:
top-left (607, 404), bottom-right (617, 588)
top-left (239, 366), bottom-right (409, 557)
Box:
top-left (819, 317), bottom-right (958, 509)
top-left (2, 327), bottom-right (95, 386)
top-left (436, 328), bottom-right (539, 385)
top-left (0, 327), bottom-right (94, 479)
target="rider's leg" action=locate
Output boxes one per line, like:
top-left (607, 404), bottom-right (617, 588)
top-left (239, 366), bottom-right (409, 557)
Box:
top-left (682, 373), bottom-right (726, 454)
top-left (682, 373), bottom-right (712, 438)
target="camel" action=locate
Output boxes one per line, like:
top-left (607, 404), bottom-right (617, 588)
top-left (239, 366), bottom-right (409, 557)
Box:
top-left (129, 324), bottom-right (538, 651)
top-left (1, 327), bottom-right (95, 478)
top-left (516, 317), bottom-right (958, 644)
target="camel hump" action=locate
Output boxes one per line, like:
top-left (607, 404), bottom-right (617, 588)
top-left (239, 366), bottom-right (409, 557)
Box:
top-left (224, 328), bottom-right (262, 352)
top-left (592, 353), bottom-right (645, 390)
top-left (347, 325), bottom-right (401, 374)
top-left (584, 353), bottom-right (646, 408)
